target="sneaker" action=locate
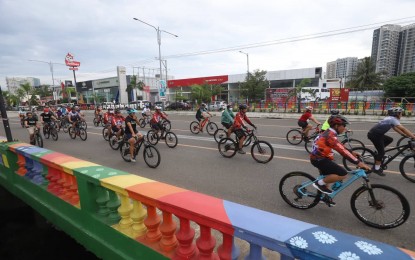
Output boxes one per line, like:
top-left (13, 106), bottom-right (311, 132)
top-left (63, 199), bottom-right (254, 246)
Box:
top-left (129, 155), bottom-right (136, 162)
top-left (313, 183), bottom-right (332, 194)
top-left (372, 167), bottom-right (385, 176)
top-left (237, 149), bottom-right (246, 154)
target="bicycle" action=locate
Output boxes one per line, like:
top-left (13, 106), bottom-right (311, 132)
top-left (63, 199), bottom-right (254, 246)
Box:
top-left (93, 114), bottom-right (105, 127)
top-left (214, 128), bottom-right (252, 147)
top-left (190, 116), bottom-right (218, 135)
top-left (102, 123), bottom-right (112, 141)
top-left (396, 135), bottom-right (413, 156)
top-left (28, 127), bottom-right (43, 147)
top-left (68, 121), bottom-right (87, 141)
top-left (119, 136), bottom-right (161, 168)
top-left (43, 122), bottom-right (58, 141)
top-left (60, 117), bottom-right (71, 133)
top-left (286, 124), bottom-right (321, 145)
top-left (279, 169), bottom-right (410, 229)
top-left (304, 129), bottom-right (365, 154)
top-left (138, 116), bottom-right (151, 128)
top-left (147, 127), bottom-right (178, 148)
top-left (108, 130), bottom-right (125, 150)
top-left (218, 128), bottom-right (274, 164)
top-left (343, 140), bottom-right (415, 183)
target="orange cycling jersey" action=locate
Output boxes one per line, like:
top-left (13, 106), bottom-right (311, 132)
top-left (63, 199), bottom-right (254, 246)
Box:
top-left (310, 129), bottom-right (359, 164)
top-left (233, 112), bottom-right (252, 130)
top-left (151, 112), bottom-right (168, 124)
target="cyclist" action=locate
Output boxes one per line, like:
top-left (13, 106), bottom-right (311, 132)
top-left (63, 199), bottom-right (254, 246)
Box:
top-left (298, 106), bottom-right (321, 140)
top-left (124, 108), bottom-right (144, 162)
top-left (150, 106), bottom-right (170, 139)
top-left (68, 106), bottom-right (81, 130)
top-left (141, 105), bottom-right (151, 121)
top-left (320, 109), bottom-right (340, 131)
top-left (103, 108), bottom-right (115, 139)
top-left (40, 106), bottom-right (57, 133)
top-left (111, 109), bottom-right (125, 142)
top-left (311, 115), bottom-right (370, 195)
top-left (195, 103), bottom-right (212, 133)
top-left (233, 104), bottom-right (256, 154)
top-left (95, 105), bottom-right (103, 122)
top-left (221, 104), bottom-right (235, 138)
top-left (367, 107), bottom-right (415, 176)
top-left (24, 111), bottom-right (40, 145)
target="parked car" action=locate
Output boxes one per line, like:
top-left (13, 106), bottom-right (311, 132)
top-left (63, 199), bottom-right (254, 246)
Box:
top-left (208, 101), bottom-right (227, 111)
top-left (165, 102), bottom-right (191, 110)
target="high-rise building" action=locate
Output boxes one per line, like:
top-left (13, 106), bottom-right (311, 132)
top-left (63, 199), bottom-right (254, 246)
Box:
top-left (397, 23), bottom-right (415, 75)
top-left (325, 57), bottom-right (358, 81)
top-left (5, 77), bottom-right (40, 95)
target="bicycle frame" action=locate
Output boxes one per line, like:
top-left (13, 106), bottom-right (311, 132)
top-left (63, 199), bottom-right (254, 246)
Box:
top-left (381, 142), bottom-right (413, 166)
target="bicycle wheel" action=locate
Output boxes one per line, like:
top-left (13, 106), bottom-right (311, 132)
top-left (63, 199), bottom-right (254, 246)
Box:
top-left (102, 128), bottom-right (110, 141)
top-left (62, 122), bottom-right (69, 133)
top-left (35, 133), bottom-right (43, 148)
top-left (397, 136), bottom-right (412, 156)
top-left (251, 140), bottom-right (274, 164)
top-left (351, 184), bottom-right (410, 229)
top-left (399, 155), bottom-right (415, 183)
top-left (218, 138), bottom-right (237, 158)
top-left (93, 118), bottom-right (99, 127)
top-left (341, 138), bottom-right (365, 151)
top-left (138, 118), bottom-right (146, 128)
top-left (343, 147), bottom-right (375, 171)
top-left (120, 142), bottom-right (132, 162)
top-left (206, 122), bottom-right (218, 135)
top-left (162, 120), bottom-right (171, 131)
top-left (304, 138), bottom-right (314, 154)
top-left (79, 128), bottom-right (87, 141)
top-left (80, 120), bottom-right (87, 130)
top-left (146, 130), bottom-right (159, 145)
top-left (109, 135), bottom-right (121, 150)
top-left (286, 129), bottom-right (303, 145)
top-left (143, 145), bottom-right (161, 168)
top-left (51, 129), bottom-right (58, 141)
top-left (190, 121), bottom-right (200, 134)
top-left (279, 171), bottom-right (321, 209)
top-left (44, 128), bottom-right (50, 139)
top-left (214, 129), bottom-right (228, 143)
top-left (68, 127), bottom-right (76, 139)
top-left (165, 132), bottom-right (178, 148)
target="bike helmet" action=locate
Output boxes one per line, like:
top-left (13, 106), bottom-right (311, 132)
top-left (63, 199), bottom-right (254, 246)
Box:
top-left (43, 108), bottom-right (50, 113)
top-left (127, 108), bottom-right (137, 115)
top-left (239, 104), bottom-right (247, 110)
top-left (305, 106), bottom-right (313, 111)
top-left (114, 109), bottom-right (121, 114)
top-left (226, 104), bottom-right (232, 109)
top-left (201, 103), bottom-right (206, 107)
top-left (108, 108), bottom-right (114, 113)
top-left (387, 107), bottom-right (403, 117)
top-left (155, 106), bottom-right (161, 110)
top-left (328, 115), bottom-right (349, 127)
top-left (330, 109), bottom-right (339, 115)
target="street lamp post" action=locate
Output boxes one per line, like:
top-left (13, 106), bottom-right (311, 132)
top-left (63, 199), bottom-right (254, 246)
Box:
top-left (239, 51), bottom-right (249, 80)
top-left (133, 18), bottom-right (178, 101)
top-left (28, 59), bottom-right (65, 101)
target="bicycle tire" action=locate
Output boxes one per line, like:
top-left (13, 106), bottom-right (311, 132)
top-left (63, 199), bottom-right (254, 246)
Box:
top-left (286, 129), bottom-right (303, 145)
top-left (80, 120), bottom-right (87, 130)
top-left (109, 135), bottom-right (121, 150)
top-left (68, 127), bottom-right (76, 139)
top-left (304, 138), bottom-right (314, 154)
top-left (399, 155), bottom-right (415, 183)
top-left (190, 121), bottom-right (200, 134)
top-left (397, 136), bottom-right (413, 156)
top-left (279, 171), bottom-right (321, 209)
top-left (62, 122), bottom-right (69, 133)
top-left (218, 138), bottom-right (237, 158)
top-left (36, 133), bottom-right (43, 148)
top-left (341, 138), bottom-right (365, 151)
top-left (251, 140), bottom-right (274, 164)
top-left (343, 147), bottom-right (375, 171)
top-left (143, 145), bottom-right (161, 168)
top-left (351, 184), bottom-right (410, 229)
top-left (138, 118), bottom-right (146, 128)
top-left (102, 128), bottom-right (110, 141)
top-left (51, 129), bottom-right (58, 141)
top-left (165, 132), bottom-right (178, 148)
top-left (162, 120), bottom-right (171, 131)
top-left (79, 128), bottom-right (87, 141)
top-left (119, 142), bottom-right (132, 162)
top-left (214, 129), bottom-right (228, 143)
top-left (93, 118), bottom-right (99, 127)
top-left (44, 127), bottom-right (50, 139)
top-left (147, 130), bottom-right (159, 145)
top-left (206, 122), bottom-right (218, 135)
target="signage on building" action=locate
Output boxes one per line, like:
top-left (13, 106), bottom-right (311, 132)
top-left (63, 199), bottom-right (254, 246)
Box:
top-left (76, 81), bottom-right (93, 92)
top-left (167, 75), bottom-right (228, 88)
top-left (93, 78), bottom-right (119, 89)
top-left (329, 88), bottom-right (349, 102)
top-left (159, 80), bottom-right (166, 97)
top-left (65, 80), bottom-right (73, 87)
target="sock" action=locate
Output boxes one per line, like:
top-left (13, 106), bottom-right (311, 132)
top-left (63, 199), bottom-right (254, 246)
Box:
top-left (318, 180), bottom-right (326, 186)
top-left (375, 165), bottom-right (380, 170)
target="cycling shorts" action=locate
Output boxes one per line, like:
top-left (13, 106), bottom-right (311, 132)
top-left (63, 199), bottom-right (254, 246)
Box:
top-left (221, 122), bottom-right (232, 129)
top-left (298, 120), bottom-right (308, 129)
top-left (367, 132), bottom-right (394, 161)
top-left (112, 126), bottom-right (123, 133)
top-left (151, 122), bottom-right (163, 131)
top-left (310, 158), bottom-right (347, 176)
top-left (234, 128), bottom-right (246, 139)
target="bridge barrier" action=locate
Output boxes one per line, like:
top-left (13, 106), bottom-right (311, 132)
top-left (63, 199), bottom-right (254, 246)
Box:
top-left (0, 140), bottom-right (414, 260)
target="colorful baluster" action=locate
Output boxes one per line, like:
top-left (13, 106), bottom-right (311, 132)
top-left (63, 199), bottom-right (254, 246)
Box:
top-left (24, 157), bottom-right (34, 179)
top-left (246, 242), bottom-right (264, 260)
top-left (174, 217), bottom-right (198, 260)
top-left (130, 200), bottom-right (147, 237)
top-left (106, 190), bottom-right (121, 223)
top-left (96, 186), bottom-right (110, 218)
top-left (15, 154), bottom-right (27, 176)
top-left (30, 160), bottom-right (46, 185)
top-left (68, 175), bottom-right (80, 205)
top-left (117, 193), bottom-right (133, 236)
top-left (196, 224), bottom-right (218, 260)
top-left (218, 233), bottom-right (239, 260)
top-left (159, 211), bottom-right (178, 253)
top-left (143, 205), bottom-right (161, 243)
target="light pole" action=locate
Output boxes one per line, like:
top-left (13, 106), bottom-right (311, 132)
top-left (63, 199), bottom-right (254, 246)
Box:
top-left (28, 59), bottom-right (65, 100)
top-left (133, 18), bottom-right (178, 101)
top-left (239, 51), bottom-right (249, 80)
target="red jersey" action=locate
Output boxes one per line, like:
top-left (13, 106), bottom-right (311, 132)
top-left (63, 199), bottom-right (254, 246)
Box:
top-left (104, 112), bottom-right (114, 124)
top-left (310, 129), bottom-right (359, 164)
top-left (151, 112), bottom-right (168, 124)
top-left (299, 111), bottom-right (312, 122)
top-left (233, 112), bottom-right (252, 130)
top-left (111, 115), bottom-right (125, 127)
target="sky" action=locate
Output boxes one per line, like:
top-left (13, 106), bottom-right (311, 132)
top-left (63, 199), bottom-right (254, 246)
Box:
top-left (1, 0), bottom-right (415, 90)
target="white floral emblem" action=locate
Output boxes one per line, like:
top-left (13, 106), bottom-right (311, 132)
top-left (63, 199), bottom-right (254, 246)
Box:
top-left (108, 171), bottom-right (118, 176)
top-left (289, 236), bottom-right (308, 249)
top-left (339, 251), bottom-right (360, 260)
top-left (312, 231), bottom-right (337, 244)
top-left (355, 241), bottom-right (383, 255)
top-left (92, 174), bottom-right (100, 178)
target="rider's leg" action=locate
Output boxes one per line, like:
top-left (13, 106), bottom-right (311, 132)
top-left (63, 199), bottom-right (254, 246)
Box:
top-left (128, 137), bottom-right (135, 160)
top-left (227, 126), bottom-right (233, 138)
top-left (304, 124), bottom-right (312, 138)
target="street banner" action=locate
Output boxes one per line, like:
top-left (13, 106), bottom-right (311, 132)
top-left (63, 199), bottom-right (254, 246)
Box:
top-left (159, 80), bottom-right (166, 97)
top-left (329, 88), bottom-right (349, 102)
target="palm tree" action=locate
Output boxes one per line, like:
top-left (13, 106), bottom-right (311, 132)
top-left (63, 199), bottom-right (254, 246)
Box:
top-left (18, 83), bottom-right (33, 106)
top-left (15, 88), bottom-right (26, 106)
top-left (347, 57), bottom-right (384, 90)
top-left (126, 76), bottom-right (145, 102)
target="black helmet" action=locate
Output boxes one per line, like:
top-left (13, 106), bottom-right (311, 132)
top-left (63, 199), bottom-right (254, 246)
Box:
top-left (328, 115), bottom-right (349, 127)
top-left (226, 104), bottom-right (232, 109)
top-left (330, 109), bottom-right (339, 115)
top-left (239, 104), bottom-right (247, 110)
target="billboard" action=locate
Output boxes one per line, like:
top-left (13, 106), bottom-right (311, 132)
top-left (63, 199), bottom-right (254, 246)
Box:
top-left (76, 81), bottom-right (93, 92)
top-left (329, 88), bottom-right (349, 102)
top-left (266, 88), bottom-right (294, 103)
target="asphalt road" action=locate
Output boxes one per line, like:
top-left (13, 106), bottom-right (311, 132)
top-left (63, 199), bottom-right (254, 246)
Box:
top-left (4, 112), bottom-right (415, 251)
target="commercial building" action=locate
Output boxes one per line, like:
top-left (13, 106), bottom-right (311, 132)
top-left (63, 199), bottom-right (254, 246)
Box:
top-left (325, 57), bottom-right (359, 82)
top-left (5, 77), bottom-right (40, 95)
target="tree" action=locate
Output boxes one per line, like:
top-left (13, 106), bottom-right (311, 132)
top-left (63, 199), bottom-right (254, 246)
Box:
top-left (240, 70), bottom-right (269, 103)
top-left (347, 57), bottom-right (384, 90)
top-left (190, 83), bottom-right (213, 104)
top-left (2, 90), bottom-right (19, 108)
top-left (15, 88), bottom-right (26, 105)
top-left (34, 85), bottom-right (53, 98)
top-left (126, 76), bottom-right (145, 102)
top-left (383, 72), bottom-right (415, 100)
top-left (18, 83), bottom-right (33, 106)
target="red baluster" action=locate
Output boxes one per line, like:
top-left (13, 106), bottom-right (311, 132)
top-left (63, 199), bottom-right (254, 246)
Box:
top-left (196, 225), bottom-right (219, 260)
top-left (15, 154), bottom-right (27, 176)
top-left (173, 217), bottom-right (198, 260)
top-left (218, 233), bottom-right (239, 260)
top-left (159, 211), bottom-right (178, 253)
top-left (143, 205), bottom-right (162, 243)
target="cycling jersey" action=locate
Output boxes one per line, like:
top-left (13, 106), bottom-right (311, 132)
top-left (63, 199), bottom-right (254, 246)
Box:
top-left (196, 108), bottom-right (207, 120)
top-left (368, 116), bottom-right (400, 135)
top-left (104, 112), bottom-right (114, 124)
top-left (310, 128), bottom-right (359, 164)
top-left (111, 115), bottom-right (125, 127)
top-left (142, 108), bottom-right (150, 116)
top-left (233, 112), bottom-right (252, 130)
top-left (125, 116), bottom-right (138, 134)
top-left (221, 109), bottom-right (234, 125)
top-left (40, 112), bottom-right (53, 122)
top-left (25, 117), bottom-right (38, 126)
top-left (298, 111), bottom-right (312, 122)
top-left (68, 111), bottom-right (80, 121)
top-left (150, 112), bottom-right (168, 124)
top-left (321, 118), bottom-right (330, 131)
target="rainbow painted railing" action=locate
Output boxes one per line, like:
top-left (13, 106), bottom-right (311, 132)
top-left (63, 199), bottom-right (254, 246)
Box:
top-left (0, 140), bottom-right (414, 260)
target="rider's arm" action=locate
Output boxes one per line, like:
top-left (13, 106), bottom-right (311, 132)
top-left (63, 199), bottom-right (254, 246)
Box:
top-left (394, 125), bottom-right (415, 139)
top-left (328, 134), bottom-right (360, 164)
top-left (310, 115), bottom-right (321, 125)
top-left (243, 114), bottom-right (256, 128)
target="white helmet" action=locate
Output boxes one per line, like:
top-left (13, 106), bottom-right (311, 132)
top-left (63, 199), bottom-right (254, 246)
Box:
top-left (305, 106), bottom-right (313, 111)
top-left (155, 106), bottom-right (162, 110)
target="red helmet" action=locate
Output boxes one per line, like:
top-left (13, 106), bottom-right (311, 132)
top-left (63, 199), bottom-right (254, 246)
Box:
top-left (44, 108), bottom-right (49, 113)
top-left (328, 115), bottom-right (349, 127)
